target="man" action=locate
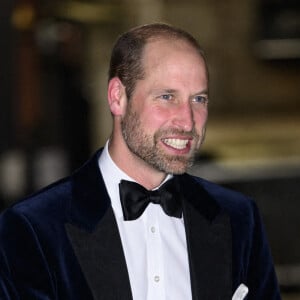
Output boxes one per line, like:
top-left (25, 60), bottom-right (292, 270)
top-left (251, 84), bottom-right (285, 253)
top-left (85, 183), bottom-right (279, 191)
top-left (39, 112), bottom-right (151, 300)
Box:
top-left (0, 23), bottom-right (281, 299)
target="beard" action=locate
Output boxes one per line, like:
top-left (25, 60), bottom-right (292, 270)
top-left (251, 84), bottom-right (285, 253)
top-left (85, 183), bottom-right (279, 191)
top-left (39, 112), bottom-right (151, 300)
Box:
top-left (121, 104), bottom-right (206, 174)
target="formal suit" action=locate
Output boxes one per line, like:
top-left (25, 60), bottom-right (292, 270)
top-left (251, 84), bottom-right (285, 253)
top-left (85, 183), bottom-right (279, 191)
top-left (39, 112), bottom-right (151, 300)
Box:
top-left (0, 149), bottom-right (281, 299)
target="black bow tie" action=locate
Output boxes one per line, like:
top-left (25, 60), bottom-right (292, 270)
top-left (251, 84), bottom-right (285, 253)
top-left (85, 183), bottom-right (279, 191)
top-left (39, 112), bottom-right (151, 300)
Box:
top-left (119, 178), bottom-right (182, 221)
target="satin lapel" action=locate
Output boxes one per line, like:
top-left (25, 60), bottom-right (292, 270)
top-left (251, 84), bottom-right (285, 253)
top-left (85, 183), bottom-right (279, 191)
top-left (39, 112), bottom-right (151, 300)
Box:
top-left (65, 150), bottom-right (133, 300)
top-left (178, 174), bottom-right (232, 300)
top-left (66, 207), bottom-right (133, 300)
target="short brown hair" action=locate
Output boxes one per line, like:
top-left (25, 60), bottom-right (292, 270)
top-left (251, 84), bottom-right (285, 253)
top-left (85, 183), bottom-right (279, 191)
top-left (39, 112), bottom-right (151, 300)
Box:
top-left (108, 23), bottom-right (208, 100)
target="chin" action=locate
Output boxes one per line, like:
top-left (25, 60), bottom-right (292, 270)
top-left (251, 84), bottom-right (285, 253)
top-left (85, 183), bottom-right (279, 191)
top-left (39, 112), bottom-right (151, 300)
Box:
top-left (156, 158), bottom-right (193, 175)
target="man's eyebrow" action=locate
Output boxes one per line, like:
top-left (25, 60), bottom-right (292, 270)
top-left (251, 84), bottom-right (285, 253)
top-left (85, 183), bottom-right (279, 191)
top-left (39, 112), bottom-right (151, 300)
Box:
top-left (153, 88), bottom-right (177, 93)
top-left (192, 89), bottom-right (209, 97)
top-left (152, 88), bottom-right (209, 96)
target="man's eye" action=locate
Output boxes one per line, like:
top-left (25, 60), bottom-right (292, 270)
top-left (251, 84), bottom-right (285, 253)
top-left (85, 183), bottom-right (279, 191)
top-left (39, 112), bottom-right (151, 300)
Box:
top-left (160, 94), bottom-right (173, 100)
top-left (194, 95), bottom-right (208, 105)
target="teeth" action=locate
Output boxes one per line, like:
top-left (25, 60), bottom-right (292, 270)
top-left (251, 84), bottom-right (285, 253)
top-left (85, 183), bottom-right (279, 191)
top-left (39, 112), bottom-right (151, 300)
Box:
top-left (163, 139), bottom-right (189, 149)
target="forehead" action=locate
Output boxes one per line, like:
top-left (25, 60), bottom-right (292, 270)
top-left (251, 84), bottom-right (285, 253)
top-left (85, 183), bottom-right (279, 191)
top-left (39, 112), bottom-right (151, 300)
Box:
top-left (141, 38), bottom-right (208, 84)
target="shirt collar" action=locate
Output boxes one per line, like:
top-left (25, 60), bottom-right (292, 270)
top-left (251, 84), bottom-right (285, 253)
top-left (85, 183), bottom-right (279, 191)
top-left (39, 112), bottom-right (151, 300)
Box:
top-left (98, 141), bottom-right (172, 218)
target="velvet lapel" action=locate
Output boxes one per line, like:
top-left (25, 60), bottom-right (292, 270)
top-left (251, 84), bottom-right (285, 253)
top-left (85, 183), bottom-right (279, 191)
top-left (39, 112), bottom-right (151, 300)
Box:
top-left (65, 150), bottom-right (133, 300)
top-left (178, 174), bottom-right (232, 300)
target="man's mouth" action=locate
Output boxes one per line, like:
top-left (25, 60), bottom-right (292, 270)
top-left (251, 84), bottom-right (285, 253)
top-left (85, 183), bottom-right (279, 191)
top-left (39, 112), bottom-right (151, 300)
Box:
top-left (162, 138), bottom-right (189, 150)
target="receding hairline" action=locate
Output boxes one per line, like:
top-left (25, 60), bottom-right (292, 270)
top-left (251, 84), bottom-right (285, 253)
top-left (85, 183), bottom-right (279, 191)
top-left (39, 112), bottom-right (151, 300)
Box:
top-left (140, 34), bottom-right (209, 81)
top-left (128, 23), bottom-right (206, 55)
top-left (134, 23), bottom-right (208, 73)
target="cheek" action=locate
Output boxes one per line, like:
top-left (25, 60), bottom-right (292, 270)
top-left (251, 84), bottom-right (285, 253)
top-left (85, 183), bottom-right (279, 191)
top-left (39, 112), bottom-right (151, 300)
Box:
top-left (194, 110), bottom-right (208, 127)
top-left (141, 106), bottom-right (172, 128)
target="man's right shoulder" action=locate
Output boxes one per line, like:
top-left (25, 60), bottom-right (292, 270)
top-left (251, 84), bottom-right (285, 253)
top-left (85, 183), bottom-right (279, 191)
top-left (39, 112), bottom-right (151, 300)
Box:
top-left (1, 176), bottom-right (73, 224)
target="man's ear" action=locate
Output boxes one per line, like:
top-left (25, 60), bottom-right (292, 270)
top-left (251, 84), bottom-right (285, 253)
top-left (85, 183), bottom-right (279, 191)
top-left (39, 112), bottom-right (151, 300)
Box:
top-left (107, 77), bottom-right (127, 116)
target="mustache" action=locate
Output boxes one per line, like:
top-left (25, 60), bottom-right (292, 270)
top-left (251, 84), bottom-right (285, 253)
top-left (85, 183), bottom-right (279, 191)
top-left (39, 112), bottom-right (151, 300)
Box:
top-left (155, 127), bottom-right (200, 139)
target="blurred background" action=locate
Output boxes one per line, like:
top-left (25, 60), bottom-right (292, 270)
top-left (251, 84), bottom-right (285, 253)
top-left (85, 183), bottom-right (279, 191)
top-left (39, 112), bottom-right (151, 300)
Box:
top-left (1, 0), bottom-right (299, 298)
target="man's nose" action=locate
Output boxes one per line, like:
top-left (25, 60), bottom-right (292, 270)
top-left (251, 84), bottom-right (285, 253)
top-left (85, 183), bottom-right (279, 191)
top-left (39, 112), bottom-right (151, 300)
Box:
top-left (172, 102), bottom-right (194, 132)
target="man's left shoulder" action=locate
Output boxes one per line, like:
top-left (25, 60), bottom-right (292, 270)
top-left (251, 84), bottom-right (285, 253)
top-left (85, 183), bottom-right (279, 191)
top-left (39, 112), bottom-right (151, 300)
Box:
top-left (184, 174), bottom-right (257, 218)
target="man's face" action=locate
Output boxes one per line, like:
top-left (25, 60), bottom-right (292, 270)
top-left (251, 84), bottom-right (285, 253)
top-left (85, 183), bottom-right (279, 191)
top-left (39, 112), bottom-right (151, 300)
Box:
top-left (121, 39), bottom-right (208, 174)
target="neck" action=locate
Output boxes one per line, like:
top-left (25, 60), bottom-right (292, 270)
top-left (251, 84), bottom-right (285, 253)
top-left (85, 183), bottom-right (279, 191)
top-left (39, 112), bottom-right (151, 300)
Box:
top-left (108, 131), bottom-right (167, 190)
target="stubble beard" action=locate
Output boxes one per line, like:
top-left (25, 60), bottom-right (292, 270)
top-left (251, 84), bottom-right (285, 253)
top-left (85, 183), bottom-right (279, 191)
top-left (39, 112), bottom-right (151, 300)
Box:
top-left (121, 107), bottom-right (206, 175)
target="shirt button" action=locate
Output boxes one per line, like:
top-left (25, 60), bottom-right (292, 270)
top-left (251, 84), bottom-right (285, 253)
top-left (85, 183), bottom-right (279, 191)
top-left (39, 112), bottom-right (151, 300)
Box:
top-left (151, 226), bottom-right (156, 233)
top-left (154, 275), bottom-right (160, 282)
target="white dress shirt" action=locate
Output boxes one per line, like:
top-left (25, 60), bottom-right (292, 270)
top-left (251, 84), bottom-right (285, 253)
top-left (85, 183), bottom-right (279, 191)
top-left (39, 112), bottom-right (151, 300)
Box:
top-left (98, 142), bottom-right (192, 300)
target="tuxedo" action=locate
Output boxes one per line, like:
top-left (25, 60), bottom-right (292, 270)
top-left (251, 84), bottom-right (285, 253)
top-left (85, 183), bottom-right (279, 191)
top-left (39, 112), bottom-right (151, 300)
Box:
top-left (0, 149), bottom-right (281, 299)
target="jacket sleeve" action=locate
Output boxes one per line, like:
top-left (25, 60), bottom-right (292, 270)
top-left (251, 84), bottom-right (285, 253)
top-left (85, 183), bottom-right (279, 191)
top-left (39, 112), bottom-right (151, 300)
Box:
top-left (0, 208), bottom-right (56, 299)
top-left (245, 200), bottom-right (282, 299)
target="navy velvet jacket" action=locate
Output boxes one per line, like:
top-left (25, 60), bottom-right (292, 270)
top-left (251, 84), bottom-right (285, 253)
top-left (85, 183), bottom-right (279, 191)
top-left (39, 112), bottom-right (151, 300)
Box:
top-left (0, 150), bottom-right (281, 299)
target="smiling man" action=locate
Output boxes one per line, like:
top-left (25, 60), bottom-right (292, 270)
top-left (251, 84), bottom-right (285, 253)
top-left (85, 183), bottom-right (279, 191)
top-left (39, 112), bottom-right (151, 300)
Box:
top-left (0, 23), bottom-right (281, 299)
top-left (108, 34), bottom-right (208, 187)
